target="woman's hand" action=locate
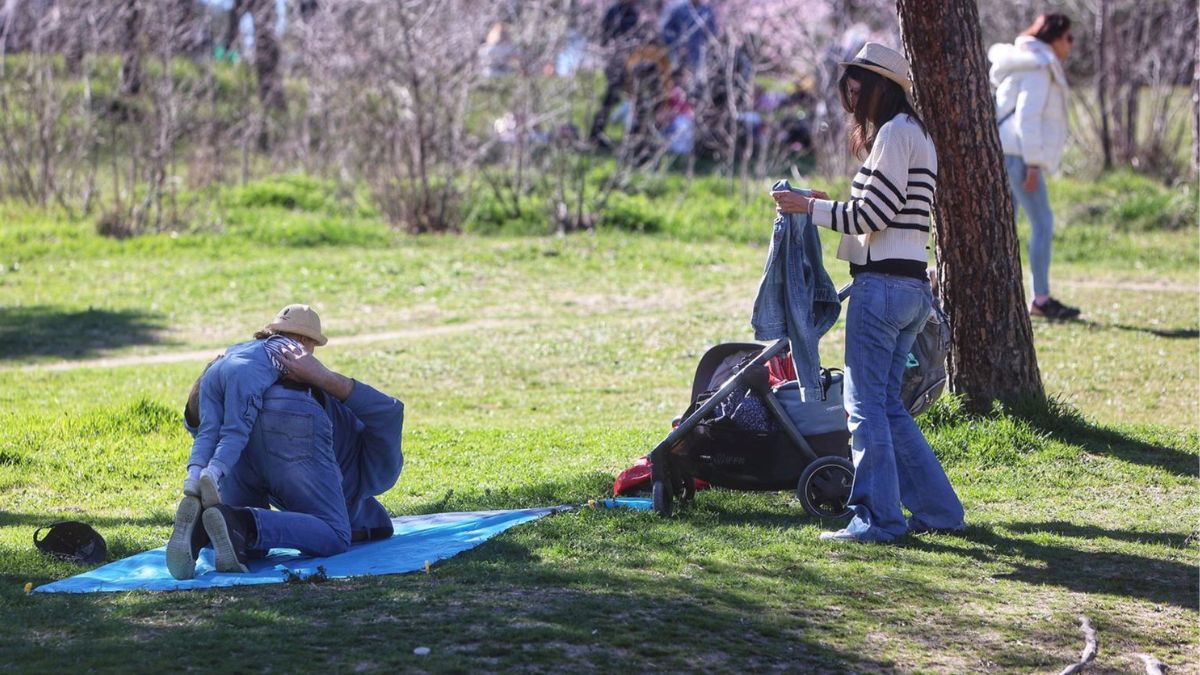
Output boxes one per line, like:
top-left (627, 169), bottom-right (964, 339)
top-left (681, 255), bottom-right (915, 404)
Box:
top-left (281, 349), bottom-right (355, 402)
top-left (1023, 166), bottom-right (1040, 193)
top-left (771, 190), bottom-right (813, 215)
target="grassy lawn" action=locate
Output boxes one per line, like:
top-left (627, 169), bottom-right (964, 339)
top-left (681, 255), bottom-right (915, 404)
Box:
top-left (0, 175), bottom-right (1196, 672)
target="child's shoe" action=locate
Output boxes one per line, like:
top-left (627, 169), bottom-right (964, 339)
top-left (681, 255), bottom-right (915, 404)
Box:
top-left (198, 466), bottom-right (223, 509)
top-left (182, 465), bottom-right (202, 498)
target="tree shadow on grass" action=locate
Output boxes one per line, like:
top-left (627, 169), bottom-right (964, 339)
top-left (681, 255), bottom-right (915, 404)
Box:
top-left (0, 514), bottom-right (893, 673)
top-left (1008, 398), bottom-right (1198, 478)
top-left (0, 510), bottom-right (170, 531)
top-left (1077, 317), bottom-right (1200, 340)
top-left (0, 305), bottom-right (166, 361)
top-left (915, 522), bottom-right (1197, 610)
top-left (0, 569), bottom-right (897, 673)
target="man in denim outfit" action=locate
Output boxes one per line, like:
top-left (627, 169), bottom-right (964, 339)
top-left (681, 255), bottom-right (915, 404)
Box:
top-left (178, 312), bottom-right (405, 575)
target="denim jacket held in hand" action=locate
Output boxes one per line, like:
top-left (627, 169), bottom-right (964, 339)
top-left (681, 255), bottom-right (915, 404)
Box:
top-left (751, 180), bottom-right (841, 401)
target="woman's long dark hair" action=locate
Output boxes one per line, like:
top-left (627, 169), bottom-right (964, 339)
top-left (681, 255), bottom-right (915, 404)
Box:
top-left (837, 65), bottom-right (928, 158)
top-left (1021, 13), bottom-right (1072, 44)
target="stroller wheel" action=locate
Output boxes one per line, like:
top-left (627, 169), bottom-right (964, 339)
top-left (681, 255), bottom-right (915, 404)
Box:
top-left (652, 480), bottom-right (673, 517)
top-left (797, 456), bottom-right (854, 519)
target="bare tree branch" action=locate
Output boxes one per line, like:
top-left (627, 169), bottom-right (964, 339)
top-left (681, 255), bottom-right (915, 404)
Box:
top-left (1057, 615), bottom-right (1098, 675)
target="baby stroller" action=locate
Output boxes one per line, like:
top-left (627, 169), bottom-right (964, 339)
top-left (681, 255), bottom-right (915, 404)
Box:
top-left (647, 283), bottom-right (949, 518)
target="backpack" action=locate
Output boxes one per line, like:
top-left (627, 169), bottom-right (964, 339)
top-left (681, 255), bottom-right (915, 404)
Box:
top-left (901, 298), bottom-right (950, 417)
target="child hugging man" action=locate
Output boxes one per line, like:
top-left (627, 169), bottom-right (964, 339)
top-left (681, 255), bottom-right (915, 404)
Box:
top-left (166, 304), bottom-right (327, 580)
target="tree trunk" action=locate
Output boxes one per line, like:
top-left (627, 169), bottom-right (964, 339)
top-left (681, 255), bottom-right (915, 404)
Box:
top-left (1193, 0), bottom-right (1199, 179)
top-left (1096, 0), bottom-right (1113, 170)
top-left (173, 0), bottom-right (201, 56)
top-left (0, 0), bottom-right (31, 55)
top-left (896, 0), bottom-right (1044, 410)
top-left (221, 0), bottom-right (244, 54)
top-left (119, 0), bottom-right (142, 97)
top-left (250, 0), bottom-right (284, 114)
top-left (1123, 82), bottom-right (1138, 164)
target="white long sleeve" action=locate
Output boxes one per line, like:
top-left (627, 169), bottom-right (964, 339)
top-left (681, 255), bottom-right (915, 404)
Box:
top-left (810, 114), bottom-right (937, 266)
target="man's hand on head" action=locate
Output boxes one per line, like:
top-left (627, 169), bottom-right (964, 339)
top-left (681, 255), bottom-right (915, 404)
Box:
top-left (281, 349), bottom-right (355, 402)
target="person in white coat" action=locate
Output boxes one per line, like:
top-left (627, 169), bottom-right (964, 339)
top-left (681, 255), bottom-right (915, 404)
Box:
top-left (989, 13), bottom-right (1079, 320)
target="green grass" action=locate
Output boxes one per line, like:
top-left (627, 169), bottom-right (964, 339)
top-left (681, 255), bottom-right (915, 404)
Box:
top-left (0, 175), bottom-right (1196, 672)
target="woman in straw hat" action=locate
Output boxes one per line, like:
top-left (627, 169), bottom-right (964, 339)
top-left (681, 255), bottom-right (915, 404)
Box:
top-left (771, 42), bottom-right (965, 543)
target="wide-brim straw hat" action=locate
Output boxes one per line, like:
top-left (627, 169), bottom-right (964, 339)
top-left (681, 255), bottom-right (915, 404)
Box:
top-left (839, 42), bottom-right (913, 92)
top-left (264, 304), bottom-right (327, 346)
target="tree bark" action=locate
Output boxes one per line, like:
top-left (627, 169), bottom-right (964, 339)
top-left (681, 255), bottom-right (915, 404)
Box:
top-left (896, 0), bottom-right (1044, 410)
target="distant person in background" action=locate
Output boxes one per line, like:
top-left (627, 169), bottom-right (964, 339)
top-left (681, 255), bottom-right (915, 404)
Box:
top-left (658, 0), bottom-right (717, 82)
top-left (480, 21), bottom-right (521, 77)
top-left (589, 0), bottom-right (641, 147)
top-left (623, 26), bottom-right (674, 161)
top-left (989, 13), bottom-right (1079, 320)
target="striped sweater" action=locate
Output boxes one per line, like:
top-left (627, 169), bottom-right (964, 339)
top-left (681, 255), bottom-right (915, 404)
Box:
top-left (811, 113), bottom-right (937, 267)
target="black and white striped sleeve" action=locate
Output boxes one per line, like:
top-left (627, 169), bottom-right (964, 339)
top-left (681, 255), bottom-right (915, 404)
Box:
top-left (262, 334), bottom-right (303, 373)
top-left (811, 123), bottom-right (917, 235)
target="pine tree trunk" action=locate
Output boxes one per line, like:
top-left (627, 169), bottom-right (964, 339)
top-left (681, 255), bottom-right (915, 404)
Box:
top-left (896, 0), bottom-right (1044, 410)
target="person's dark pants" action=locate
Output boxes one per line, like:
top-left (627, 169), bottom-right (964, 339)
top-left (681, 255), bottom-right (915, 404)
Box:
top-left (589, 59), bottom-right (627, 141)
top-left (220, 385), bottom-right (352, 557)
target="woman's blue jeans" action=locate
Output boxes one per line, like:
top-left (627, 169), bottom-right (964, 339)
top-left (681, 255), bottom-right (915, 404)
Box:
top-left (842, 273), bottom-right (965, 542)
top-left (219, 385), bottom-right (352, 557)
top-left (1004, 154), bottom-right (1055, 298)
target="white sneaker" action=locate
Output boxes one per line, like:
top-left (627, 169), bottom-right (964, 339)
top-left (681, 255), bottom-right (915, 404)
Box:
top-left (182, 476), bottom-right (200, 498)
top-left (198, 467), bottom-right (223, 509)
top-left (819, 529), bottom-right (866, 543)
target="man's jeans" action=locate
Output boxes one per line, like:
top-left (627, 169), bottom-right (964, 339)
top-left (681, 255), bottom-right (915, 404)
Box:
top-left (220, 385), bottom-right (352, 557)
top-left (842, 273), bottom-right (965, 542)
top-left (1004, 154), bottom-right (1055, 298)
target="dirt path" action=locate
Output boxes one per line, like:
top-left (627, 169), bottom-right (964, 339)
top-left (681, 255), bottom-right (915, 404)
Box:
top-left (17, 318), bottom-right (520, 373)
top-left (1066, 278), bottom-right (1198, 293)
top-left (10, 276), bottom-right (1193, 373)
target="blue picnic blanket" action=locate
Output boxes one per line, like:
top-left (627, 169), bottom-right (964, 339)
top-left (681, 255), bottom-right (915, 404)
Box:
top-left (35, 507), bottom-right (565, 594)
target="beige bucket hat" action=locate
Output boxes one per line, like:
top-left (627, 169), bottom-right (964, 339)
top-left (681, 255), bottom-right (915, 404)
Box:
top-left (839, 42), bottom-right (913, 92)
top-left (264, 304), bottom-right (328, 346)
